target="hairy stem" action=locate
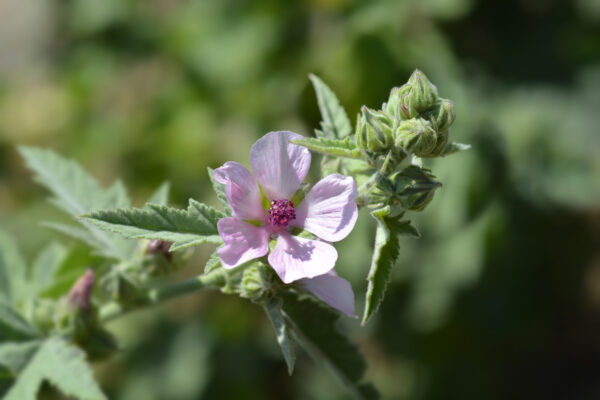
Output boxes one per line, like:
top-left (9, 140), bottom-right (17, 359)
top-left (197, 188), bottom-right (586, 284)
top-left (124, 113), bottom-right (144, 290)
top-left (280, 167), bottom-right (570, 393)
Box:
top-left (98, 267), bottom-right (233, 323)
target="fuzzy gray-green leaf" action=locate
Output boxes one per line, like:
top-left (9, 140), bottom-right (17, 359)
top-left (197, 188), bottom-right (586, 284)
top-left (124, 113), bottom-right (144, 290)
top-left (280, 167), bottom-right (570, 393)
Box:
top-left (146, 181), bottom-right (171, 206)
top-left (282, 292), bottom-right (377, 400)
top-left (19, 147), bottom-right (135, 260)
top-left (264, 298), bottom-right (296, 375)
top-left (0, 230), bottom-right (27, 305)
top-left (440, 142), bottom-right (471, 156)
top-left (4, 337), bottom-right (107, 400)
top-left (31, 242), bottom-right (67, 294)
top-left (41, 222), bottom-right (99, 250)
top-left (84, 200), bottom-right (224, 251)
top-left (204, 250), bottom-right (222, 274)
top-left (292, 137), bottom-right (362, 159)
top-left (362, 208), bottom-right (420, 324)
top-left (0, 303), bottom-right (40, 342)
top-left (207, 167), bottom-right (232, 215)
top-left (0, 341), bottom-right (40, 375)
top-left (309, 74), bottom-right (352, 139)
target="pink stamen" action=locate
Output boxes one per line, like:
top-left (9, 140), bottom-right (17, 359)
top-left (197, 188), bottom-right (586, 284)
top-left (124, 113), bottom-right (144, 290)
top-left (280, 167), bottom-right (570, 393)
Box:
top-left (268, 199), bottom-right (296, 228)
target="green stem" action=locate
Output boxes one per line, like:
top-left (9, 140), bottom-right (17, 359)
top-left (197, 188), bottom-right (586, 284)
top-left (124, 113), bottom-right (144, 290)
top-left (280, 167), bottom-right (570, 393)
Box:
top-left (98, 267), bottom-right (231, 323)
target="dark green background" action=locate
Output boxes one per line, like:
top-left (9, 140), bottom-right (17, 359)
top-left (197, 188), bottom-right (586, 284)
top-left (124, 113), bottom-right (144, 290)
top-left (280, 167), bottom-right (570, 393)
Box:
top-left (1, 0), bottom-right (599, 399)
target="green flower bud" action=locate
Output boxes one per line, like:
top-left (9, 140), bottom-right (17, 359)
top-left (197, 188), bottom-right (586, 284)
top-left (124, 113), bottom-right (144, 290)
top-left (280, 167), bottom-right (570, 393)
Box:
top-left (239, 264), bottom-right (275, 303)
top-left (394, 118), bottom-right (438, 157)
top-left (366, 173), bottom-right (397, 208)
top-left (141, 240), bottom-right (190, 277)
top-left (392, 166), bottom-right (441, 211)
top-left (32, 299), bottom-right (56, 333)
top-left (430, 129), bottom-right (449, 157)
top-left (405, 69), bottom-right (438, 112)
top-left (431, 98), bottom-right (455, 132)
top-left (404, 187), bottom-right (437, 211)
top-left (356, 106), bottom-right (394, 152)
top-left (384, 84), bottom-right (416, 120)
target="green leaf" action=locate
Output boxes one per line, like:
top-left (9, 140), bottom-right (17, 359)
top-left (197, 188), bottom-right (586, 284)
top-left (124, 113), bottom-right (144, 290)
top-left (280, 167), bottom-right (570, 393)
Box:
top-left (264, 298), bottom-right (296, 375)
top-left (31, 242), bottom-right (67, 294)
top-left (4, 337), bottom-right (107, 400)
top-left (0, 342), bottom-right (40, 375)
top-left (309, 74), bottom-right (352, 139)
top-left (103, 180), bottom-right (131, 209)
top-left (440, 142), bottom-right (471, 156)
top-left (19, 147), bottom-right (135, 260)
top-left (38, 244), bottom-right (100, 299)
top-left (292, 137), bottom-right (362, 159)
top-left (0, 303), bottom-right (40, 342)
top-left (0, 230), bottom-right (27, 305)
top-left (281, 292), bottom-right (377, 400)
top-left (146, 182), bottom-right (170, 207)
top-left (207, 167), bottom-right (232, 215)
top-left (19, 146), bottom-right (105, 215)
top-left (204, 250), bottom-right (222, 274)
top-left (84, 200), bottom-right (224, 251)
top-left (41, 222), bottom-right (101, 251)
top-left (362, 207), bottom-right (420, 324)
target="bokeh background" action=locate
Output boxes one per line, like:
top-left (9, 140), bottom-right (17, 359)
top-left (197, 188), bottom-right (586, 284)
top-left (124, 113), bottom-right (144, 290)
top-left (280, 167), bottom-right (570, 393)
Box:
top-left (1, 0), bottom-right (600, 399)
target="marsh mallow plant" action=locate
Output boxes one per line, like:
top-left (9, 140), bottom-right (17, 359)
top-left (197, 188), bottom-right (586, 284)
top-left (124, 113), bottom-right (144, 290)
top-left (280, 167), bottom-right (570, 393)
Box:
top-left (0, 70), bottom-right (467, 399)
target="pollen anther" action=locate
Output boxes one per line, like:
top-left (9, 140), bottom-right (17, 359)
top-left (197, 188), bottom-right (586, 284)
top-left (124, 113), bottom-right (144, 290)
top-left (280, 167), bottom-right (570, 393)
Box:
top-left (267, 199), bottom-right (296, 228)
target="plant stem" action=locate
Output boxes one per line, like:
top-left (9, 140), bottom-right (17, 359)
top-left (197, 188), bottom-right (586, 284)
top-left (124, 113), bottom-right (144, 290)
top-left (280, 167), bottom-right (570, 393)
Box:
top-left (98, 267), bottom-right (230, 323)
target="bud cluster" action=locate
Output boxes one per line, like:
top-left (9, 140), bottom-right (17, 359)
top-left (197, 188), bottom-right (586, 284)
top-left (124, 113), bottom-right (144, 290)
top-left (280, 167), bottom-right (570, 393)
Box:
top-left (355, 70), bottom-right (456, 213)
top-left (356, 69), bottom-right (455, 161)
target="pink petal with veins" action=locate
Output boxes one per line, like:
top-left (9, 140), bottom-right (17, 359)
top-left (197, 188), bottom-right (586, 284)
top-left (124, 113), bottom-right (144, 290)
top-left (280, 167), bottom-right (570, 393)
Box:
top-left (268, 232), bottom-right (336, 283)
top-left (250, 131), bottom-right (310, 200)
top-left (293, 174), bottom-right (358, 242)
top-left (217, 218), bottom-right (270, 269)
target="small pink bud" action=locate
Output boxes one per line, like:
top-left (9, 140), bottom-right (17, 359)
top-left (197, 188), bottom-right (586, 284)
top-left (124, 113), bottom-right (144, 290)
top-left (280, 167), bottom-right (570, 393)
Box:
top-left (68, 269), bottom-right (95, 310)
top-left (147, 239), bottom-right (173, 260)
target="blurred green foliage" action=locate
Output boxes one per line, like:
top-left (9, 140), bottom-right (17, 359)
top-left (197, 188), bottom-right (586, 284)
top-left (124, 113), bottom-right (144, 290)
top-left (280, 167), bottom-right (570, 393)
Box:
top-left (1, 0), bottom-right (599, 399)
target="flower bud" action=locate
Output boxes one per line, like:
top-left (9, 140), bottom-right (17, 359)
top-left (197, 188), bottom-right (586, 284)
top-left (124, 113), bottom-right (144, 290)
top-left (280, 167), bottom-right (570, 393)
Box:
top-left (430, 129), bottom-right (449, 157)
top-left (392, 166), bottom-right (441, 211)
top-left (32, 299), bottom-right (56, 333)
top-left (403, 187), bottom-right (437, 211)
top-left (68, 269), bottom-right (95, 311)
top-left (356, 106), bottom-right (393, 152)
top-left (144, 240), bottom-right (184, 276)
top-left (405, 69), bottom-right (438, 112)
top-left (394, 118), bottom-right (438, 157)
top-left (147, 239), bottom-right (173, 260)
top-left (384, 84), bottom-right (416, 120)
top-left (143, 240), bottom-right (193, 278)
top-left (431, 98), bottom-right (455, 132)
top-left (239, 264), bottom-right (275, 303)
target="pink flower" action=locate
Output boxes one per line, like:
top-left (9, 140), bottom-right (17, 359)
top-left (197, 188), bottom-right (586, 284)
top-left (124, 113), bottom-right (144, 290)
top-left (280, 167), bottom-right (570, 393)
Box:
top-left (214, 131), bottom-right (358, 316)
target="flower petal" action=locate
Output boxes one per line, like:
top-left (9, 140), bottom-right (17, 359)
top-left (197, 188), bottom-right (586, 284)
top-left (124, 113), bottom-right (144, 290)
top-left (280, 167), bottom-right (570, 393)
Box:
top-left (268, 232), bottom-right (336, 284)
top-left (293, 174), bottom-right (358, 242)
top-left (214, 161), bottom-right (266, 221)
top-left (250, 131), bottom-right (311, 200)
top-left (217, 218), bottom-right (270, 269)
top-left (299, 271), bottom-right (356, 318)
